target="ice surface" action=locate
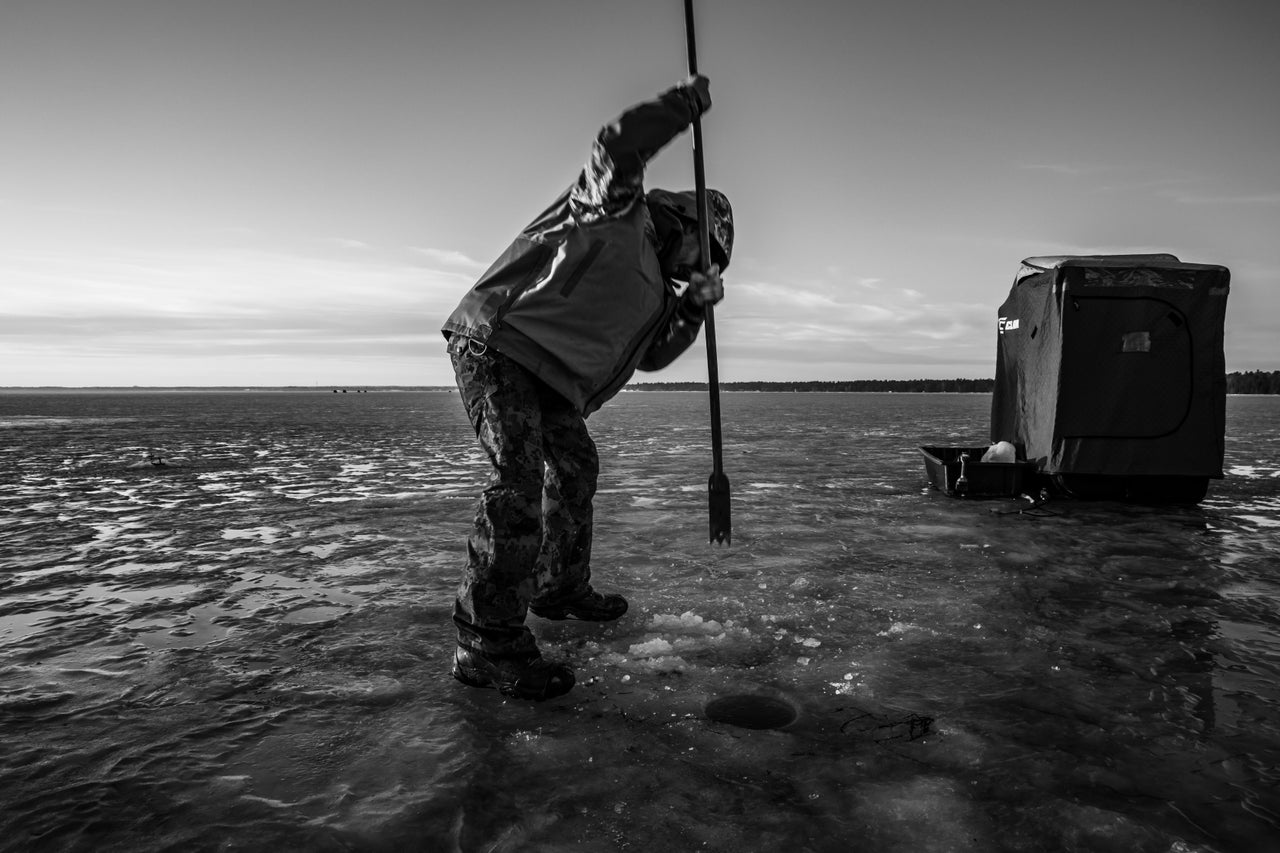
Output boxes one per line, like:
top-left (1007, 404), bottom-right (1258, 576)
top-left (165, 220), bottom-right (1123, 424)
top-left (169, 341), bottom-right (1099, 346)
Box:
top-left (0, 390), bottom-right (1277, 852)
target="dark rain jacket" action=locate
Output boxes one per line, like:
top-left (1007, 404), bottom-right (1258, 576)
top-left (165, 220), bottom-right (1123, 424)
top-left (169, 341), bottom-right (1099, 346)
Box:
top-left (441, 83), bottom-right (711, 416)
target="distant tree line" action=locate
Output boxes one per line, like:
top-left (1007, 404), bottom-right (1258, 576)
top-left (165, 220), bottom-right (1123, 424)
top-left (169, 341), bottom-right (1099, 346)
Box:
top-left (629, 378), bottom-right (996, 393)
top-left (1226, 371), bottom-right (1280, 394)
top-left (629, 372), bottom-right (1280, 394)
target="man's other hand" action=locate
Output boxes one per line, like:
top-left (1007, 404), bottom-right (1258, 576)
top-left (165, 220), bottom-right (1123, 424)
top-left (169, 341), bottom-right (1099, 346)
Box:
top-left (688, 264), bottom-right (723, 307)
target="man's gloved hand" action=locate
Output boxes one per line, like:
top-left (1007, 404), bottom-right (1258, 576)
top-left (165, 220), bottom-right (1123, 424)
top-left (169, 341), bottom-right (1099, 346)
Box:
top-left (687, 263), bottom-right (723, 307)
top-left (683, 74), bottom-right (711, 115)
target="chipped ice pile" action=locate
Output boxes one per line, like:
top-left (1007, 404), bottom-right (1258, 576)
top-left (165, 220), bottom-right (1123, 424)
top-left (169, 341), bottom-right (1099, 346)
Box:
top-left (607, 611), bottom-right (753, 674)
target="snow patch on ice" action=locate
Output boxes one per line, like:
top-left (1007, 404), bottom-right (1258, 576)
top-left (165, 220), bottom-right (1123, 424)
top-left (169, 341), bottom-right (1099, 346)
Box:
top-left (878, 621), bottom-right (936, 638)
top-left (648, 611), bottom-right (732, 635)
top-left (1228, 465), bottom-right (1279, 479)
top-left (629, 638), bottom-right (675, 657)
top-left (221, 526), bottom-right (288, 543)
top-left (613, 611), bottom-right (754, 673)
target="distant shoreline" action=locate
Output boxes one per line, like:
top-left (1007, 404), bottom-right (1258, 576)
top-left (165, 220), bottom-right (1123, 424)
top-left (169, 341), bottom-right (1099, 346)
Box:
top-left (0, 386), bottom-right (440, 394)
top-left (0, 383), bottom-right (1001, 394)
top-left (4, 382), bottom-right (1277, 396)
top-left (4, 370), bottom-right (1278, 395)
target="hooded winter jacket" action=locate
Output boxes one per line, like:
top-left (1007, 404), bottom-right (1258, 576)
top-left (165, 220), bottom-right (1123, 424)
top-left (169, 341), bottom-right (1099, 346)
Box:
top-left (441, 82), bottom-right (717, 416)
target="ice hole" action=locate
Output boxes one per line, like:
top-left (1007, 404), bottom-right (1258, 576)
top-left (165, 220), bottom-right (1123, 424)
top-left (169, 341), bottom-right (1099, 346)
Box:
top-left (704, 694), bottom-right (797, 730)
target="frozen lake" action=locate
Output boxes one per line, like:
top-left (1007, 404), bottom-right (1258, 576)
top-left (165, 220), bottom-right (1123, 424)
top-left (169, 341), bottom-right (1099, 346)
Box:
top-left (1, 390), bottom-right (1277, 852)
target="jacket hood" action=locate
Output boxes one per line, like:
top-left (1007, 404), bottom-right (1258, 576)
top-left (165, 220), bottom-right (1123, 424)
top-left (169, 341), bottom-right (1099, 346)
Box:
top-left (646, 188), bottom-right (734, 271)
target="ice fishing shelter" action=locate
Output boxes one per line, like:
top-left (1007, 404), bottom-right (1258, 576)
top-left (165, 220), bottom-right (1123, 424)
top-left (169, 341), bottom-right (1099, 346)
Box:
top-left (990, 254), bottom-right (1230, 503)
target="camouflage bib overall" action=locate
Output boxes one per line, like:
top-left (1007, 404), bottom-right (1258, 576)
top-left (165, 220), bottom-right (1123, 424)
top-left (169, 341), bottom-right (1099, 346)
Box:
top-left (448, 335), bottom-right (599, 657)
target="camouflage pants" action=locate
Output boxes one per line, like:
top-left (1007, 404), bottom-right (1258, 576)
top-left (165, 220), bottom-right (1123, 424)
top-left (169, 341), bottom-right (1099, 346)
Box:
top-left (448, 336), bottom-right (599, 657)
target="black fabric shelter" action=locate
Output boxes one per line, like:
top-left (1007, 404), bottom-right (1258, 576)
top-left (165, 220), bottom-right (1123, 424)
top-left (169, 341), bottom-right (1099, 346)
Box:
top-left (990, 254), bottom-right (1230, 501)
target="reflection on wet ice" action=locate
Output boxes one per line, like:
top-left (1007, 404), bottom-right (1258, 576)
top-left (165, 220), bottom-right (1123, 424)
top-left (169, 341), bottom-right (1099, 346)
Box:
top-left (0, 391), bottom-right (1277, 851)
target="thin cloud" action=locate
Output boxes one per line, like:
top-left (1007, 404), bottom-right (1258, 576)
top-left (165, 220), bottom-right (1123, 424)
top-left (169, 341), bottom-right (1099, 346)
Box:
top-left (1017, 162), bottom-right (1111, 177)
top-left (733, 280), bottom-right (844, 311)
top-left (722, 269), bottom-right (993, 375)
top-left (1019, 163), bottom-right (1205, 196)
top-left (0, 243), bottom-right (469, 355)
top-left (1163, 191), bottom-right (1280, 206)
top-left (411, 247), bottom-right (483, 268)
top-left (1090, 174), bottom-right (1202, 195)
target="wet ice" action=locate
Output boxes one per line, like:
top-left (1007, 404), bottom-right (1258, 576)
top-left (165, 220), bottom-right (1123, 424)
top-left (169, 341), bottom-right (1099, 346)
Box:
top-left (0, 390), bottom-right (1278, 852)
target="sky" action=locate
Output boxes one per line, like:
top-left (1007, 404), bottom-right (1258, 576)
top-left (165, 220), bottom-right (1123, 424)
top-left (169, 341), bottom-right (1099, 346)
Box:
top-left (2, 0), bottom-right (1277, 387)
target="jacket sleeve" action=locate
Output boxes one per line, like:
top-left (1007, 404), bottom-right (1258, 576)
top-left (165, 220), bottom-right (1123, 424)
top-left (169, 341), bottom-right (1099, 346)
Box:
top-left (569, 84), bottom-right (705, 223)
top-left (637, 292), bottom-right (706, 372)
